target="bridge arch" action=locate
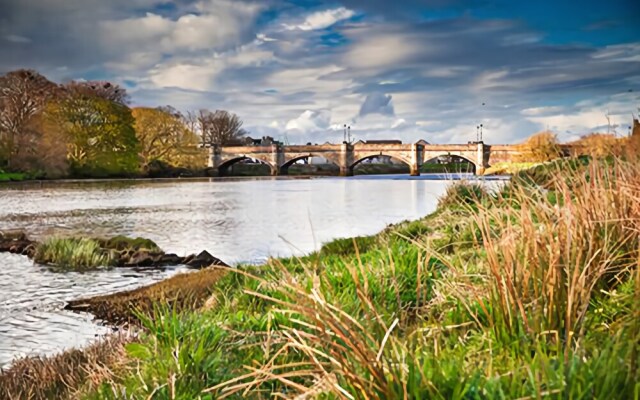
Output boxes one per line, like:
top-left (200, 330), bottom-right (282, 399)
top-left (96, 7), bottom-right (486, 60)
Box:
top-left (280, 153), bottom-right (341, 174)
top-left (350, 153), bottom-right (413, 175)
top-left (423, 154), bottom-right (477, 173)
top-left (217, 156), bottom-right (276, 176)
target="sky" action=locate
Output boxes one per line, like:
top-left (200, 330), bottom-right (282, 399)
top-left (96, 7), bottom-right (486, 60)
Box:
top-left (1, 0), bottom-right (639, 144)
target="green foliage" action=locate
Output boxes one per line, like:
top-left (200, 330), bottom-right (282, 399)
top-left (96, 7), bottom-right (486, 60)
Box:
top-left (0, 170), bottom-right (27, 181)
top-left (132, 107), bottom-right (206, 171)
top-left (34, 237), bottom-right (114, 270)
top-left (48, 91), bottom-right (140, 177)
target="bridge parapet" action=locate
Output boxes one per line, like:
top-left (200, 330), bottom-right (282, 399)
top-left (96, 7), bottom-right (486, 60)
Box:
top-left (208, 140), bottom-right (534, 177)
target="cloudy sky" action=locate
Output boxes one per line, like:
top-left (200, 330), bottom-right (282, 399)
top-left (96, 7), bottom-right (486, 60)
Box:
top-left (1, 0), bottom-right (639, 144)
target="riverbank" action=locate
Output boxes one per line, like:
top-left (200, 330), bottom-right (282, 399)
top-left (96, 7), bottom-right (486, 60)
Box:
top-left (0, 162), bottom-right (478, 184)
top-left (2, 157), bottom-right (638, 399)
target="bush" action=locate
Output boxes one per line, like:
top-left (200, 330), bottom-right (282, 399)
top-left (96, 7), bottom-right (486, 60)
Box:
top-left (515, 131), bottom-right (562, 162)
top-left (570, 133), bottom-right (622, 158)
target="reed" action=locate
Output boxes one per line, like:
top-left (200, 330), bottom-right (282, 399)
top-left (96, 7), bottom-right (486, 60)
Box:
top-left (476, 159), bottom-right (639, 348)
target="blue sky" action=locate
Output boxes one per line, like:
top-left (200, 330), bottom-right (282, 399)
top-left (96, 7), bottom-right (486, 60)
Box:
top-left (1, 0), bottom-right (639, 144)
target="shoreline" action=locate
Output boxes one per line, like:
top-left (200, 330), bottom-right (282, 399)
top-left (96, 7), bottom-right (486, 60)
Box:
top-left (0, 172), bottom-right (510, 188)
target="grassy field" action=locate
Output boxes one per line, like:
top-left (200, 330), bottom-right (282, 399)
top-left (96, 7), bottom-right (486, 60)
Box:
top-left (2, 157), bottom-right (638, 399)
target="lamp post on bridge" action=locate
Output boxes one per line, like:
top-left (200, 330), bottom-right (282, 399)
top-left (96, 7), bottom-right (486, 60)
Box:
top-left (343, 124), bottom-right (351, 143)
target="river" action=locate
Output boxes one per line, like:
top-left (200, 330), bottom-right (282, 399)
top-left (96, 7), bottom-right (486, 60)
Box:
top-left (0, 174), bottom-right (503, 367)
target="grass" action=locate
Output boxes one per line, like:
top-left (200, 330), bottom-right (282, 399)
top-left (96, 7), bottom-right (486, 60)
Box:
top-left (65, 266), bottom-right (228, 325)
top-left (31, 235), bottom-right (164, 271)
top-left (34, 237), bottom-right (115, 270)
top-left (5, 157), bottom-right (639, 399)
top-left (482, 161), bottom-right (541, 175)
top-left (0, 334), bottom-right (133, 400)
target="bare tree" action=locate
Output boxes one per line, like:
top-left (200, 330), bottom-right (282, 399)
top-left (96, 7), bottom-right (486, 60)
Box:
top-left (0, 69), bottom-right (58, 167)
top-left (197, 110), bottom-right (247, 146)
top-left (65, 80), bottom-right (129, 105)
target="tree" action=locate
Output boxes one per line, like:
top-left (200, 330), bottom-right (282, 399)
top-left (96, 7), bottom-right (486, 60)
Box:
top-left (50, 85), bottom-right (139, 177)
top-left (65, 81), bottom-right (129, 105)
top-left (197, 109), bottom-right (247, 145)
top-left (10, 110), bottom-right (69, 177)
top-left (516, 131), bottom-right (562, 163)
top-left (0, 70), bottom-right (58, 168)
top-left (132, 107), bottom-right (206, 169)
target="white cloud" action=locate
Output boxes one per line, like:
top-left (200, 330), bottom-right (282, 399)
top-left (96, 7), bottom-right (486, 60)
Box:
top-left (99, 1), bottom-right (263, 60)
top-left (284, 7), bottom-right (355, 31)
top-left (149, 44), bottom-right (275, 90)
top-left (286, 110), bottom-right (332, 133)
top-left (343, 31), bottom-right (422, 70)
top-left (149, 63), bottom-right (216, 91)
top-left (520, 106), bottom-right (565, 116)
top-left (392, 118), bottom-right (407, 129)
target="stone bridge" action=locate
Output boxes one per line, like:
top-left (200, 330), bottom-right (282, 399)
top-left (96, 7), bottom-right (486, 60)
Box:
top-left (207, 141), bottom-right (543, 176)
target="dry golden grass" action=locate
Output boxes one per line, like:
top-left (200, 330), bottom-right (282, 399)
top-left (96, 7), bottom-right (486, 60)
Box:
top-left (476, 159), bottom-right (640, 351)
top-left (66, 266), bottom-right (228, 325)
top-left (0, 334), bottom-right (133, 400)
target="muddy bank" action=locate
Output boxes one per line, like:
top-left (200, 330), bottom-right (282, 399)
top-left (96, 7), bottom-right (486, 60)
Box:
top-left (65, 266), bottom-right (228, 325)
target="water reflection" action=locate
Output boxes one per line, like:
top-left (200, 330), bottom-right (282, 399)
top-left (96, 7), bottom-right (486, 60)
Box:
top-left (0, 174), bottom-right (501, 367)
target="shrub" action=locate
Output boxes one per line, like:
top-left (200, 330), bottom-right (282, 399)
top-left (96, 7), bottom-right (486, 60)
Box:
top-left (570, 133), bottom-right (622, 158)
top-left (515, 131), bottom-right (562, 163)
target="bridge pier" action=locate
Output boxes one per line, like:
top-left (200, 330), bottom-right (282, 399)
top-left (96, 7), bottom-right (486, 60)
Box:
top-left (339, 167), bottom-right (353, 177)
top-left (476, 142), bottom-right (487, 176)
top-left (410, 143), bottom-right (423, 176)
top-left (339, 142), bottom-right (354, 177)
top-left (207, 145), bottom-right (221, 169)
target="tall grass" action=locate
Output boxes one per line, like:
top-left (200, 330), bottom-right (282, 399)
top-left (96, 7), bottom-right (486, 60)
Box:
top-left (34, 237), bottom-right (115, 270)
top-left (477, 160), bottom-right (639, 348)
top-left (34, 237), bottom-right (114, 270)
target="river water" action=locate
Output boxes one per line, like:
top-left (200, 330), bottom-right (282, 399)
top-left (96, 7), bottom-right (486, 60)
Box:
top-left (0, 174), bottom-right (502, 367)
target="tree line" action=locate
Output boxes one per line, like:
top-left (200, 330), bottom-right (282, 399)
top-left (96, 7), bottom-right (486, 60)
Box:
top-left (0, 70), bottom-right (248, 178)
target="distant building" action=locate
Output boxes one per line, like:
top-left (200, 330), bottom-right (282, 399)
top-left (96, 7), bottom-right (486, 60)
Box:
top-left (364, 139), bottom-right (402, 144)
top-left (633, 118), bottom-right (640, 137)
top-left (230, 136), bottom-right (282, 146)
